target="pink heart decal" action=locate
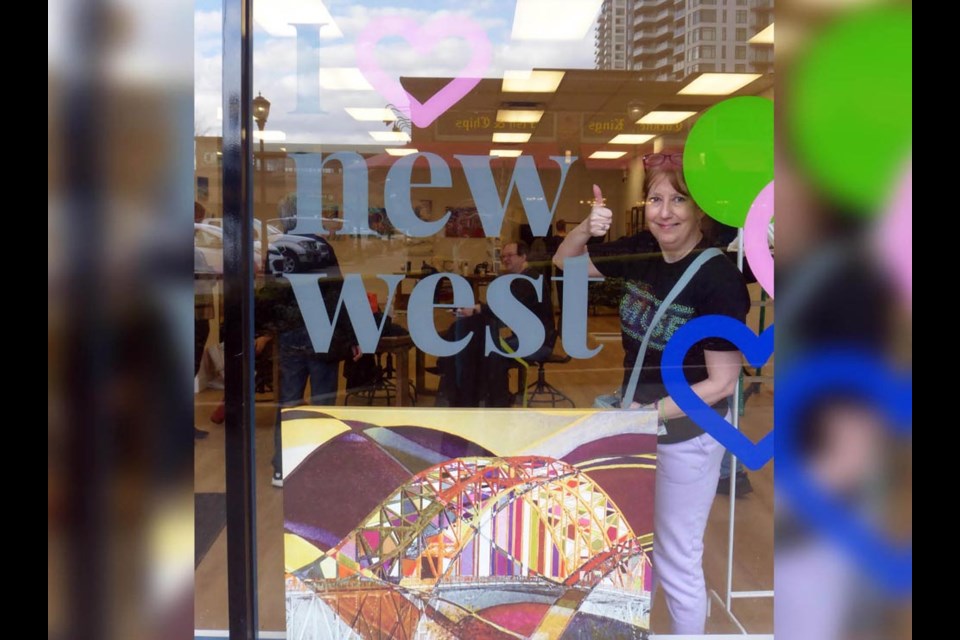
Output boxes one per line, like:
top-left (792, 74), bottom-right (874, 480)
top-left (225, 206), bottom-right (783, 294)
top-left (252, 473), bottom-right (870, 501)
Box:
top-left (744, 180), bottom-right (774, 298)
top-left (876, 160), bottom-right (911, 309)
top-left (356, 16), bottom-right (492, 129)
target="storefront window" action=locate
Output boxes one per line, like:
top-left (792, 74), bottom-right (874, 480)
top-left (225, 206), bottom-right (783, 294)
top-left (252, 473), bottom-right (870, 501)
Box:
top-left (195, 1), bottom-right (776, 637)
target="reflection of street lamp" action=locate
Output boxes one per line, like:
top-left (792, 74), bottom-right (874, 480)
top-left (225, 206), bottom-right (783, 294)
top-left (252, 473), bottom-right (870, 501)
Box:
top-left (252, 92), bottom-right (271, 265)
top-left (253, 91), bottom-right (271, 152)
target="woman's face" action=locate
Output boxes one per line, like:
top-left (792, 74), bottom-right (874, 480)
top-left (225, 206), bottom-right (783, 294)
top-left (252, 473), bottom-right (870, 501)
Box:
top-left (645, 174), bottom-right (703, 256)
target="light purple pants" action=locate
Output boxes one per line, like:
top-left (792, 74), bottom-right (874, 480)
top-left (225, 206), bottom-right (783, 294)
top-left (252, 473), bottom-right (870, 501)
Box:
top-left (653, 430), bottom-right (726, 634)
top-left (775, 539), bottom-right (854, 640)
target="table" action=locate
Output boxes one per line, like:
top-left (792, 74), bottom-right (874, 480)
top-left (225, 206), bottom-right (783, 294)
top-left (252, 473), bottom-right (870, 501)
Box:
top-left (465, 273), bottom-right (496, 302)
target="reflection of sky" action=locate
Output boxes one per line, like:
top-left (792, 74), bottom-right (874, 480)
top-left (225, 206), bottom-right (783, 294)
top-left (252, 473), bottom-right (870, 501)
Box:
top-left (195, 0), bottom-right (597, 144)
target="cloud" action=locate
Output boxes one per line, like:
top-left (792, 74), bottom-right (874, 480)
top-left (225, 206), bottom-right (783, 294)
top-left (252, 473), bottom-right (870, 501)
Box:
top-left (254, 0), bottom-right (344, 38)
top-left (195, 10), bottom-right (222, 59)
top-left (195, 9), bottom-right (221, 38)
top-left (495, 37), bottom-right (596, 71)
top-left (194, 8), bottom-right (222, 130)
top-left (194, 55), bottom-right (222, 136)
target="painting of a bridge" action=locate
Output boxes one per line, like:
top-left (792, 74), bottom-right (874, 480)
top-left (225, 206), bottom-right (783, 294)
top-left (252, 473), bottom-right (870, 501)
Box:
top-left (280, 408), bottom-right (658, 639)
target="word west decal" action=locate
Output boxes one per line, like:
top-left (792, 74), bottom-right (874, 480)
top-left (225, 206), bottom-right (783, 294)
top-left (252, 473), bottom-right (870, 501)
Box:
top-left (284, 249), bottom-right (599, 361)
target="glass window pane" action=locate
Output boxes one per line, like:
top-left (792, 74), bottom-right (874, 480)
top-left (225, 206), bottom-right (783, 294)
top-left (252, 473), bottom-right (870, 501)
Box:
top-left (194, 1), bottom-right (778, 637)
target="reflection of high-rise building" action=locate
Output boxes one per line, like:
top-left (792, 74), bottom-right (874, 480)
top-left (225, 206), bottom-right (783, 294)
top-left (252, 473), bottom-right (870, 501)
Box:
top-left (595, 0), bottom-right (630, 70)
top-left (595, 0), bottom-right (774, 79)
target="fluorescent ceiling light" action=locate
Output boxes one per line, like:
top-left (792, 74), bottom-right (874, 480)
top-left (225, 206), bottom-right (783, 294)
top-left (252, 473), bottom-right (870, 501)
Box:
top-left (490, 149), bottom-right (523, 158)
top-left (385, 148), bottom-right (419, 157)
top-left (749, 23), bottom-right (774, 44)
top-left (369, 131), bottom-right (411, 142)
top-left (254, 0), bottom-right (342, 38)
top-left (319, 68), bottom-right (373, 91)
top-left (609, 134), bottom-right (655, 144)
top-left (589, 151), bottom-right (627, 160)
top-left (253, 130), bottom-right (286, 142)
top-left (492, 132), bottom-right (531, 143)
top-left (678, 73), bottom-right (762, 96)
top-left (345, 107), bottom-right (397, 121)
top-left (502, 70), bottom-right (565, 93)
top-left (511, 0), bottom-right (603, 40)
top-left (637, 111), bottom-right (698, 125)
top-left (496, 109), bottom-right (545, 123)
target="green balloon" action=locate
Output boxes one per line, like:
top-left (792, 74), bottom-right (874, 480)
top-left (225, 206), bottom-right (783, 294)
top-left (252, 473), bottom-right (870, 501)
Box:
top-left (789, 7), bottom-right (912, 214)
top-left (684, 97), bottom-right (774, 228)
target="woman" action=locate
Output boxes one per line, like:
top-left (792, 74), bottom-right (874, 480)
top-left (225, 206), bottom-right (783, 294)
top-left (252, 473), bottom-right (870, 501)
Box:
top-left (553, 155), bottom-right (749, 634)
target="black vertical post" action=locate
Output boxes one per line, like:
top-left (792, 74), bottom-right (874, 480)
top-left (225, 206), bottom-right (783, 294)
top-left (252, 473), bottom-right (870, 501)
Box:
top-left (64, 1), bottom-right (107, 637)
top-left (222, 0), bottom-right (259, 636)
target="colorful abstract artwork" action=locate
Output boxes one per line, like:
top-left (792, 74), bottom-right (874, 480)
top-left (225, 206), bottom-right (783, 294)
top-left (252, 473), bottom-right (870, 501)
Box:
top-left (282, 408), bottom-right (657, 639)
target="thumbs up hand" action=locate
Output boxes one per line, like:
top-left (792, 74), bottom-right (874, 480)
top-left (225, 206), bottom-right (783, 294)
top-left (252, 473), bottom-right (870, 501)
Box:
top-left (587, 184), bottom-right (613, 237)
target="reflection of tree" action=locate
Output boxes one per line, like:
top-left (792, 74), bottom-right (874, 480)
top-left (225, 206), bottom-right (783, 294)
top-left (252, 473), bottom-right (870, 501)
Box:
top-left (194, 120), bottom-right (217, 138)
top-left (385, 104), bottom-right (412, 136)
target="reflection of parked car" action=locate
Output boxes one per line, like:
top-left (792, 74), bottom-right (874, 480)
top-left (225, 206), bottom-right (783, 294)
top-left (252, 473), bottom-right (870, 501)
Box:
top-left (271, 233), bottom-right (329, 273)
top-left (266, 216), bottom-right (384, 239)
top-left (194, 246), bottom-right (218, 275)
top-left (204, 217), bottom-right (284, 242)
top-left (196, 221), bottom-right (328, 273)
top-left (266, 245), bottom-right (285, 275)
top-left (194, 223), bottom-right (230, 273)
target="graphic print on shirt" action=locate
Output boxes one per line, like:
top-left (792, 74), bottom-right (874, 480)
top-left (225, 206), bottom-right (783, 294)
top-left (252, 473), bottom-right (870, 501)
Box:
top-left (620, 281), bottom-right (695, 352)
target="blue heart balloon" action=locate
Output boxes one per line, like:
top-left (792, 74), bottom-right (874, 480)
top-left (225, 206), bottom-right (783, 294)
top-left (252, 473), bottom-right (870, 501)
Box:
top-left (661, 315), bottom-right (775, 470)
top-left (776, 350), bottom-right (912, 595)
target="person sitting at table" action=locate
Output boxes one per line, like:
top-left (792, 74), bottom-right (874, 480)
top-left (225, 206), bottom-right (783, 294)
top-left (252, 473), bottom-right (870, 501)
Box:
top-left (453, 241), bottom-right (556, 407)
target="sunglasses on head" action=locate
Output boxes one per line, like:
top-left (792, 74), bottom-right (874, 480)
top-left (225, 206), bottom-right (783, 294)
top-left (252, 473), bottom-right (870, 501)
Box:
top-left (642, 152), bottom-right (683, 168)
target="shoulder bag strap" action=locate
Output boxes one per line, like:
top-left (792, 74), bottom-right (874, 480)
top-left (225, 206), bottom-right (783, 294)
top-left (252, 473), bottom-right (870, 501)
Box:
top-left (622, 247), bottom-right (723, 406)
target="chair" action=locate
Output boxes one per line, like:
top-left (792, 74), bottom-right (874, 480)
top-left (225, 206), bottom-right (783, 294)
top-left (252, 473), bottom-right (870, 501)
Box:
top-left (518, 351), bottom-right (574, 408)
top-left (344, 352), bottom-right (388, 405)
top-left (342, 299), bottom-right (418, 406)
top-left (343, 352), bottom-right (415, 406)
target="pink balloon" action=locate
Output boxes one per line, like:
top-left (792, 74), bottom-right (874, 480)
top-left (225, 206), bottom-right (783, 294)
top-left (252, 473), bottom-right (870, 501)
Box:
top-left (876, 161), bottom-right (912, 308)
top-left (744, 181), bottom-right (775, 298)
top-left (356, 16), bottom-right (492, 129)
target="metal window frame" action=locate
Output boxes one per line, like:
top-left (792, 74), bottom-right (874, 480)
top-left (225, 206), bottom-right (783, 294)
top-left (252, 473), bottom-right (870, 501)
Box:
top-left (221, 0), bottom-right (260, 636)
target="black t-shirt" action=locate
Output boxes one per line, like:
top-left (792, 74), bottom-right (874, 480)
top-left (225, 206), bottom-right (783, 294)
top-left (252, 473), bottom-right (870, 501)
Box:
top-left (596, 235), bottom-right (750, 444)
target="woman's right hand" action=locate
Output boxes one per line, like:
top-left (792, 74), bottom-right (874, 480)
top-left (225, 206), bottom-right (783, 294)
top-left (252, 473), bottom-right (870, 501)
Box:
top-left (555, 184), bottom-right (608, 276)
top-left (587, 184), bottom-right (613, 237)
